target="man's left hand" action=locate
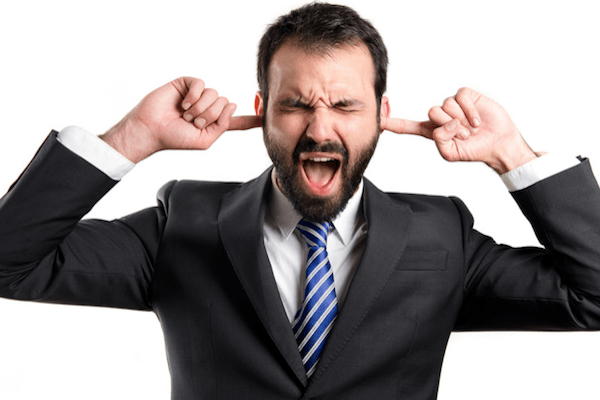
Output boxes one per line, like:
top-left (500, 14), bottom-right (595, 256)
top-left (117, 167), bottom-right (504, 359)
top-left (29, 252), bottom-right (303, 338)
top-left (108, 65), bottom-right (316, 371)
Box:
top-left (382, 87), bottom-right (538, 174)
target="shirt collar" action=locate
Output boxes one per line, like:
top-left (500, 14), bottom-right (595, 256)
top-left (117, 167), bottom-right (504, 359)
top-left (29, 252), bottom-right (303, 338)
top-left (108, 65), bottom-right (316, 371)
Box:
top-left (268, 170), bottom-right (364, 245)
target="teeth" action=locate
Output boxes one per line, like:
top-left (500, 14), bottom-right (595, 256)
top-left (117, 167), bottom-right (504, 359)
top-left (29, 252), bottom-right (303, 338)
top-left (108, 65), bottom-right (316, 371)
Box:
top-left (309, 157), bottom-right (333, 163)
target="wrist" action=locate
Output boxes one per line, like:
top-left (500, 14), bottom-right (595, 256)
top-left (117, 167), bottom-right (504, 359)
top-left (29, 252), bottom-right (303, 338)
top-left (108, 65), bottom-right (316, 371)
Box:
top-left (486, 136), bottom-right (538, 175)
top-left (99, 115), bottom-right (158, 164)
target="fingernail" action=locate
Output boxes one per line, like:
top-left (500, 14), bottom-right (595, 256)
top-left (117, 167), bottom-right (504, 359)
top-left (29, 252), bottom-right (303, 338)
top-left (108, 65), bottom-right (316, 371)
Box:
top-left (195, 118), bottom-right (206, 129)
top-left (183, 102), bottom-right (191, 110)
top-left (446, 119), bottom-right (458, 131)
top-left (184, 113), bottom-right (193, 122)
top-left (472, 117), bottom-right (480, 127)
top-left (458, 129), bottom-right (469, 139)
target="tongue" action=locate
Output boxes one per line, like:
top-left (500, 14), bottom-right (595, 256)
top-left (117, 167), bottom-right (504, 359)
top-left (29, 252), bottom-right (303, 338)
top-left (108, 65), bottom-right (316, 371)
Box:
top-left (304, 160), bottom-right (337, 187)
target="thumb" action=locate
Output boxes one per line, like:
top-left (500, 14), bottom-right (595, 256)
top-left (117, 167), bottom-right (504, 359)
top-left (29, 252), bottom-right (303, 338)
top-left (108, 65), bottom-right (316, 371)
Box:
top-left (228, 115), bottom-right (262, 131)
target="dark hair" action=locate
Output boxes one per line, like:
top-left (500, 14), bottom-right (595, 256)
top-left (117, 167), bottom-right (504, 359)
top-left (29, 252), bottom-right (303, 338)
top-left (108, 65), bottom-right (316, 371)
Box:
top-left (257, 2), bottom-right (388, 110)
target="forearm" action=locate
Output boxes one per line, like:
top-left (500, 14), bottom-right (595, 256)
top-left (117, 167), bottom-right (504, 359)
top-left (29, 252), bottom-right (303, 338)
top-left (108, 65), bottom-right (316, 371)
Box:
top-left (0, 131), bottom-right (116, 274)
top-left (0, 132), bottom-right (155, 309)
top-left (512, 159), bottom-right (600, 300)
top-left (459, 160), bottom-right (600, 330)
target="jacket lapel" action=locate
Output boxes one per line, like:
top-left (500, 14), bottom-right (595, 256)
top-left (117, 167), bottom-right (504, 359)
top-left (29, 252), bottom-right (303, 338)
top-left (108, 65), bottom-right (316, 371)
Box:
top-left (218, 171), bottom-right (413, 387)
top-left (218, 168), bottom-right (308, 386)
top-left (310, 178), bottom-right (413, 383)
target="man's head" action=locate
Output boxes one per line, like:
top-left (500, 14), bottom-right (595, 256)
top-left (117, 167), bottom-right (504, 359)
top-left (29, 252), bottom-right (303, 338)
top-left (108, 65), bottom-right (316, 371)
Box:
top-left (257, 2), bottom-right (388, 115)
top-left (256, 3), bottom-right (390, 222)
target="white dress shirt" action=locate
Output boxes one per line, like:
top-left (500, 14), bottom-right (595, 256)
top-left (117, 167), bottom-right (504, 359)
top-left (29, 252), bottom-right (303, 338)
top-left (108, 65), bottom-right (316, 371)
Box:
top-left (264, 172), bottom-right (366, 321)
top-left (55, 126), bottom-right (580, 322)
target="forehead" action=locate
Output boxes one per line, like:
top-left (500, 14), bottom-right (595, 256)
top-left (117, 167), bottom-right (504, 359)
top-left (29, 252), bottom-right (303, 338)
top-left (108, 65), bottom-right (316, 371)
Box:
top-left (268, 42), bottom-right (376, 101)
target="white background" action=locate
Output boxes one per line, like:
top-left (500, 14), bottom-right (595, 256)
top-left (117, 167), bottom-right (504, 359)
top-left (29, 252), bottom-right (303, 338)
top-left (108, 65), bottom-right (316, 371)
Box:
top-left (1, 0), bottom-right (599, 399)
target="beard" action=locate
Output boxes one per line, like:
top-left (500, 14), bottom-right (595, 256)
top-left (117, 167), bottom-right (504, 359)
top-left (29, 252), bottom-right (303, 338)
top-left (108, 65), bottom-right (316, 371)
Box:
top-left (264, 127), bottom-right (379, 222)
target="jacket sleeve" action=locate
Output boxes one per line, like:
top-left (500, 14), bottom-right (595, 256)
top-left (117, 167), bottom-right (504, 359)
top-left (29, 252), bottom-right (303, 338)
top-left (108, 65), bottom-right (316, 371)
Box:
top-left (455, 159), bottom-right (600, 331)
top-left (0, 131), bottom-right (168, 311)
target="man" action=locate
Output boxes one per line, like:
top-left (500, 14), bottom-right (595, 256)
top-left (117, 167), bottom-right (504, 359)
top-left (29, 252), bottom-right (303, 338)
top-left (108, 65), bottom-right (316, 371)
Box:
top-left (1, 2), bottom-right (599, 399)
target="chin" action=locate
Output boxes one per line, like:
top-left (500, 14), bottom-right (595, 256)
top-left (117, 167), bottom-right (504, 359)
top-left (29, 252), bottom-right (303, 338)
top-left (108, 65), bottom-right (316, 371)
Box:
top-left (264, 127), bottom-right (379, 222)
top-left (277, 169), bottom-right (356, 222)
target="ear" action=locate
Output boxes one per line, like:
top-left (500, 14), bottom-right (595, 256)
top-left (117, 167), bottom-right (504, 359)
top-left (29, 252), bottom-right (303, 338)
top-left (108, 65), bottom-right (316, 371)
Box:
top-left (255, 91), bottom-right (264, 116)
top-left (379, 96), bottom-right (390, 134)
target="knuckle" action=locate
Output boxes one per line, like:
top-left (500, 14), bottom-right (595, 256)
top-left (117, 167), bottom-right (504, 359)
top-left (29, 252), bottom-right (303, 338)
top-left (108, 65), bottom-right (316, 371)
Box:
top-left (195, 80), bottom-right (205, 92)
top-left (188, 101), bottom-right (205, 114)
top-left (205, 102), bottom-right (228, 122)
top-left (202, 108), bottom-right (219, 122)
top-left (203, 88), bottom-right (218, 99)
top-left (185, 77), bottom-right (204, 91)
top-left (427, 107), bottom-right (439, 120)
top-left (455, 93), bottom-right (467, 104)
top-left (442, 97), bottom-right (456, 111)
top-left (188, 77), bottom-right (204, 89)
top-left (456, 87), bottom-right (472, 101)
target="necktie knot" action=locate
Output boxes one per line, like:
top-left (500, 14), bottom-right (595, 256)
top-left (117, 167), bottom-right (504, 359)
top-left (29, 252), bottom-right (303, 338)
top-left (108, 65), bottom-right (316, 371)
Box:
top-left (296, 219), bottom-right (332, 249)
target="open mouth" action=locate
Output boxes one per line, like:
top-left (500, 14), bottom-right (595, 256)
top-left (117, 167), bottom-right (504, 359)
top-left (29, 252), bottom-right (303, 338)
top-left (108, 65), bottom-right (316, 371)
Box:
top-left (300, 154), bottom-right (342, 195)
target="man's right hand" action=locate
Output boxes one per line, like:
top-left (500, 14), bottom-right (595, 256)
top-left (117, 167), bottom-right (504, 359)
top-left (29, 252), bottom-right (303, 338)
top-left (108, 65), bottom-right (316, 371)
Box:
top-left (99, 77), bottom-right (262, 163)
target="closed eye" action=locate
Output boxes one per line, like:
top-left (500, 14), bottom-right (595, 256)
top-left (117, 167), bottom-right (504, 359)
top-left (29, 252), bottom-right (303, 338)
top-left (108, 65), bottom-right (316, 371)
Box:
top-left (333, 100), bottom-right (362, 113)
top-left (275, 98), bottom-right (365, 113)
top-left (335, 105), bottom-right (358, 113)
top-left (276, 98), bottom-right (311, 112)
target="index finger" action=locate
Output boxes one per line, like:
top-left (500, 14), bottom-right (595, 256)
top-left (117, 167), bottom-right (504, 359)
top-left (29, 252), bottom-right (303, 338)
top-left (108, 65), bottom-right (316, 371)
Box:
top-left (228, 115), bottom-right (262, 131)
top-left (382, 117), bottom-right (434, 139)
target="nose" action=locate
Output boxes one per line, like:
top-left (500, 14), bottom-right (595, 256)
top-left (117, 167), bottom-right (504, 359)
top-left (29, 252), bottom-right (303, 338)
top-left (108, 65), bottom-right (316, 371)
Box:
top-left (305, 108), bottom-right (337, 143)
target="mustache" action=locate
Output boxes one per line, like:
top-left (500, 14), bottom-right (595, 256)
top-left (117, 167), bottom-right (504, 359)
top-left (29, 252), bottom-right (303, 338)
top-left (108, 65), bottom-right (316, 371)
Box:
top-left (292, 138), bottom-right (349, 164)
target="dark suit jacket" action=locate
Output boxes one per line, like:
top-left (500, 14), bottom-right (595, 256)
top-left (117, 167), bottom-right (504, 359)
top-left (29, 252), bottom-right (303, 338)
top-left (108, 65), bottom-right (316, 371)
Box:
top-left (2, 131), bottom-right (600, 399)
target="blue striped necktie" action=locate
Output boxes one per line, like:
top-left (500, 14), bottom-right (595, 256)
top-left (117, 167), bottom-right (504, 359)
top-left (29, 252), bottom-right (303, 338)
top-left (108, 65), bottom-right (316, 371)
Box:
top-left (292, 219), bottom-right (338, 378)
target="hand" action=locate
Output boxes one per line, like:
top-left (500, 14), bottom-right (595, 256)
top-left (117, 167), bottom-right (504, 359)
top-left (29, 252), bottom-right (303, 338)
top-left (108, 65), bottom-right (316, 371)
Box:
top-left (100, 77), bottom-right (262, 163)
top-left (382, 88), bottom-right (538, 174)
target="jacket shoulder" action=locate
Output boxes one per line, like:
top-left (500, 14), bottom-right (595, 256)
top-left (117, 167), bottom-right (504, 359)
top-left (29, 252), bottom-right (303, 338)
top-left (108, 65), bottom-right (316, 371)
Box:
top-left (156, 179), bottom-right (243, 215)
top-left (385, 190), bottom-right (466, 215)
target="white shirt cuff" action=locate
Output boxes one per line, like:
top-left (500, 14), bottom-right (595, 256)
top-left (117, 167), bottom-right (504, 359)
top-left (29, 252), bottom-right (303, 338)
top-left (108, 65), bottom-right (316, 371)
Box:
top-left (57, 126), bottom-right (134, 181)
top-left (501, 153), bottom-right (580, 192)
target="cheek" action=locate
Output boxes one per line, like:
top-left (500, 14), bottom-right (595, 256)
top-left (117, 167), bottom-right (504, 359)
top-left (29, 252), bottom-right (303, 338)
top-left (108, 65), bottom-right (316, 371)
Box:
top-left (269, 114), bottom-right (306, 146)
top-left (339, 117), bottom-right (378, 152)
